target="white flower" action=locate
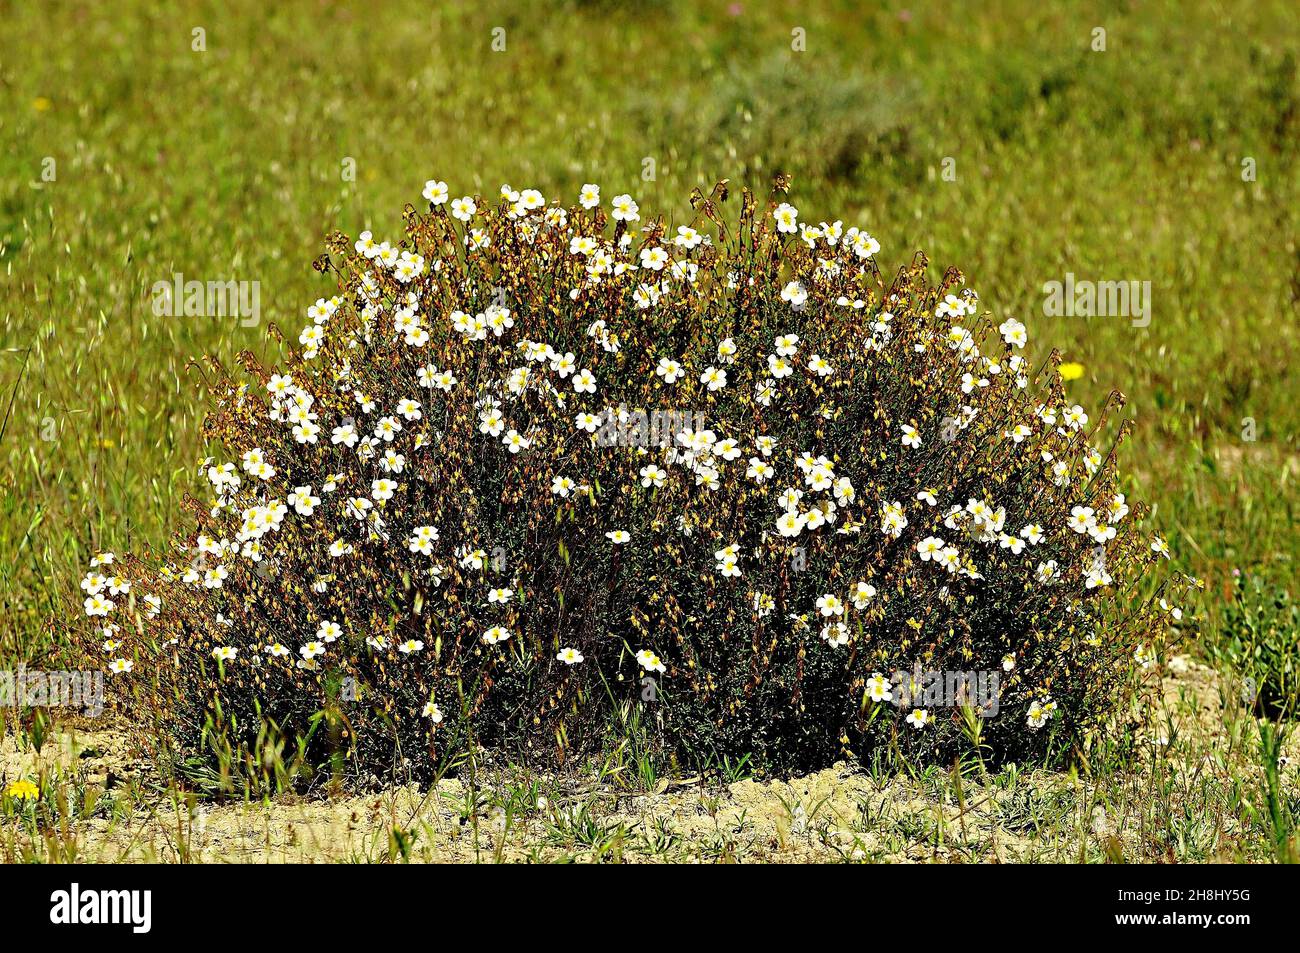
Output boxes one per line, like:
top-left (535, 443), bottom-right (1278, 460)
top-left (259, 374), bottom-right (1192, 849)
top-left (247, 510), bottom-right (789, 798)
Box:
top-left (712, 439), bottom-right (743, 462)
top-left (1088, 522), bottom-right (1117, 544)
top-left (610, 193), bottom-right (639, 222)
top-left (865, 672), bottom-right (892, 703)
top-left (776, 510), bottom-right (806, 538)
top-left (550, 352), bottom-right (577, 378)
top-left (639, 246), bottom-right (669, 271)
top-left (635, 649), bottom-right (666, 674)
top-left (1067, 505), bottom-right (1096, 534)
top-left (579, 183), bottom-right (600, 209)
top-left (767, 354), bottom-right (794, 379)
top-left (633, 284), bottom-right (660, 309)
top-left (916, 536), bottom-right (945, 561)
top-left (556, 647), bottom-right (585, 665)
top-left (807, 355), bottom-right (833, 377)
top-left (1085, 563), bottom-right (1112, 589)
top-left (655, 357), bottom-right (684, 384)
top-left (1108, 494), bottom-right (1130, 524)
top-left (674, 225), bottom-right (703, 249)
top-left (299, 324), bottom-right (324, 350)
top-left (851, 581), bottom-right (876, 609)
top-left (292, 421), bottom-right (320, 444)
top-left (422, 179), bottom-right (449, 204)
top-left (606, 530), bottom-right (631, 544)
top-left (879, 500), bottom-right (907, 538)
top-left (398, 639), bottom-right (425, 655)
top-left (716, 551), bottom-right (741, 578)
top-left (1134, 643), bottom-right (1155, 669)
top-left (479, 409), bottom-right (506, 437)
top-left (700, 366), bottom-right (728, 391)
top-left (905, 708), bottom-right (931, 729)
top-left (815, 593), bottom-right (843, 617)
top-left (482, 626), bottom-right (512, 645)
top-left (300, 641), bottom-right (325, 660)
top-left (639, 464), bottom-right (667, 488)
top-left (1027, 698), bottom-right (1056, 729)
top-left (821, 622), bottom-right (850, 647)
top-left (850, 230), bottom-right (880, 258)
top-left (516, 188), bottom-right (545, 212)
top-left (998, 317), bottom-right (1027, 348)
top-left (772, 203), bottom-right (799, 233)
top-left (450, 196), bottom-right (477, 221)
top-left (901, 424), bottom-right (922, 448)
top-left (354, 232), bottom-right (378, 257)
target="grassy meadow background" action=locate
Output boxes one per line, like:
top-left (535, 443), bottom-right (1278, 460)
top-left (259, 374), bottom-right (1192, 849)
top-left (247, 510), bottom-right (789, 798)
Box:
top-left (1, 0), bottom-right (1297, 672)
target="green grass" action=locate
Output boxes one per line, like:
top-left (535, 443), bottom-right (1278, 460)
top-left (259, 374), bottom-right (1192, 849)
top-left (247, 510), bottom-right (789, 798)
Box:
top-left (1, 1), bottom-right (1297, 682)
top-left (6, 0), bottom-right (1300, 864)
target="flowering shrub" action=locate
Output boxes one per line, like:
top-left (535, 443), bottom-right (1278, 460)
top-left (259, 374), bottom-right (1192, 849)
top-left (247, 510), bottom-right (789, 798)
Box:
top-left (71, 178), bottom-right (1191, 786)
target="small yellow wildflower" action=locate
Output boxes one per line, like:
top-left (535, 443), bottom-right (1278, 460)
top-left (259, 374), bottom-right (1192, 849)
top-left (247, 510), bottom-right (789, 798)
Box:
top-left (4, 779), bottom-right (39, 801)
top-left (1059, 362), bottom-right (1085, 381)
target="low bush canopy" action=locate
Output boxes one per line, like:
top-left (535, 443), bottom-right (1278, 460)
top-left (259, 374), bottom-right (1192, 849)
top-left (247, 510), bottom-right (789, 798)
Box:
top-left (73, 179), bottom-right (1189, 788)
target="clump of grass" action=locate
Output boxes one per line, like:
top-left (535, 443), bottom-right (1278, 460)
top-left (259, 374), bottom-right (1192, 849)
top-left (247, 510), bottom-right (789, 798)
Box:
top-left (1209, 571), bottom-right (1299, 718)
top-left (68, 178), bottom-right (1188, 788)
